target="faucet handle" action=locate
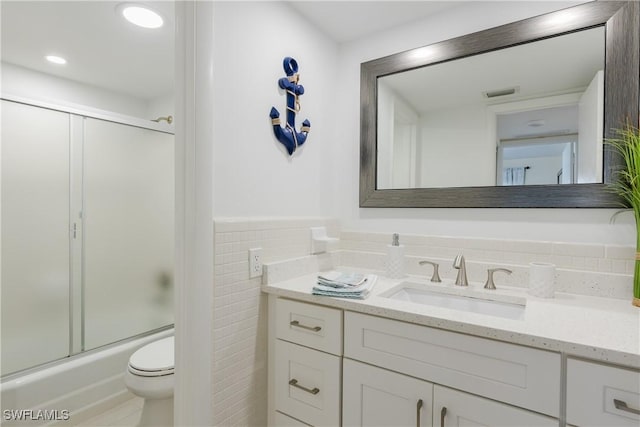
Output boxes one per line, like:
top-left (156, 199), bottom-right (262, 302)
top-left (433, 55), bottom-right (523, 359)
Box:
top-left (485, 268), bottom-right (512, 290)
top-left (418, 260), bottom-right (441, 282)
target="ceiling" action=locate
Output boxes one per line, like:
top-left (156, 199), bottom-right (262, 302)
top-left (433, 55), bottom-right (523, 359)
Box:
top-left (1, 1), bottom-right (175, 101)
top-left (499, 104), bottom-right (579, 161)
top-left (287, 1), bottom-right (463, 43)
top-left (498, 105), bottom-right (579, 141)
top-left (0, 1), bottom-right (464, 101)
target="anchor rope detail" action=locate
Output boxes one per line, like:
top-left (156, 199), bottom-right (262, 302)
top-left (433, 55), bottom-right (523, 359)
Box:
top-left (285, 74), bottom-right (301, 149)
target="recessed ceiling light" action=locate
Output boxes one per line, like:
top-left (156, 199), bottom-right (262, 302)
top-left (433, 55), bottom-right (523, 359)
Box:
top-left (118, 4), bottom-right (163, 29)
top-left (45, 55), bottom-right (67, 65)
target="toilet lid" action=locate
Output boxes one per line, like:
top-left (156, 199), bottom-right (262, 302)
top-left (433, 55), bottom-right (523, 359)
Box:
top-left (129, 336), bottom-right (174, 374)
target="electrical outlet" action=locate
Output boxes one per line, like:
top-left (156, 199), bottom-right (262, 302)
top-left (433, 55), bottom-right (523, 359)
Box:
top-left (249, 248), bottom-right (263, 278)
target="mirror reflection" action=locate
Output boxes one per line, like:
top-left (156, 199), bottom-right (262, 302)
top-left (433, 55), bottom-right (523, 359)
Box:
top-left (377, 26), bottom-right (604, 190)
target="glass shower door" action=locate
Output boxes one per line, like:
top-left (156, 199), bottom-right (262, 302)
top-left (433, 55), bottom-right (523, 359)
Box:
top-left (1, 100), bottom-right (71, 375)
top-left (82, 118), bottom-right (174, 350)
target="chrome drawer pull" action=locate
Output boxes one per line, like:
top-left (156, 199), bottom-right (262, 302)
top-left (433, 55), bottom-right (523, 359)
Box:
top-left (440, 407), bottom-right (447, 427)
top-left (290, 320), bottom-right (321, 332)
top-left (614, 399), bottom-right (640, 415)
top-left (288, 379), bottom-right (320, 395)
top-left (416, 399), bottom-right (423, 427)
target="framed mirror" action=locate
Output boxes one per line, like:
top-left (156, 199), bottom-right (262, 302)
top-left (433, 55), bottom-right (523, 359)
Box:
top-left (360, 1), bottom-right (639, 208)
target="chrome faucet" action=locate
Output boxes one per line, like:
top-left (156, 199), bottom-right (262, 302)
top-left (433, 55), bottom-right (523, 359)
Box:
top-left (453, 255), bottom-right (468, 286)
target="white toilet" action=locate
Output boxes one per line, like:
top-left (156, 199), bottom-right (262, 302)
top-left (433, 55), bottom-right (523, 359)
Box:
top-left (125, 336), bottom-right (174, 427)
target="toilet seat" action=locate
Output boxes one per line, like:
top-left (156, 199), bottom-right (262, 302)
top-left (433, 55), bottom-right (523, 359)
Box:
top-left (128, 365), bottom-right (174, 377)
top-left (128, 336), bottom-right (174, 377)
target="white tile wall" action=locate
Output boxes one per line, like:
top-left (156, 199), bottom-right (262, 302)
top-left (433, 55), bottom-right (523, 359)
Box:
top-left (212, 217), bottom-right (339, 426)
top-left (339, 231), bottom-right (634, 299)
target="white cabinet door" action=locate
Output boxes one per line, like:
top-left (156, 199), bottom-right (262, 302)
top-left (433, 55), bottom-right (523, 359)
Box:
top-left (343, 358), bottom-right (433, 427)
top-left (433, 385), bottom-right (556, 427)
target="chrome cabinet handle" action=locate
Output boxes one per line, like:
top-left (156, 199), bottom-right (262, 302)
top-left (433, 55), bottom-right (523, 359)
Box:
top-left (440, 407), bottom-right (447, 427)
top-left (416, 399), bottom-right (423, 427)
top-left (614, 399), bottom-right (640, 415)
top-left (288, 378), bottom-right (319, 395)
top-left (290, 320), bottom-right (321, 332)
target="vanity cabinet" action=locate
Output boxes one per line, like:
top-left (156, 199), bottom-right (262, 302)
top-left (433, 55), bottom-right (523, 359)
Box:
top-left (566, 357), bottom-right (640, 427)
top-left (271, 298), bottom-right (343, 426)
top-left (268, 295), bottom-right (637, 427)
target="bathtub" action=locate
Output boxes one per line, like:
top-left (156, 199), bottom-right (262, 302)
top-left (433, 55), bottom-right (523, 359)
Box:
top-left (1, 328), bottom-right (173, 426)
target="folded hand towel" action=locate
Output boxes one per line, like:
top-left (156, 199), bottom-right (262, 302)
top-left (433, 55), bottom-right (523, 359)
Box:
top-left (317, 271), bottom-right (367, 288)
top-left (313, 272), bottom-right (377, 300)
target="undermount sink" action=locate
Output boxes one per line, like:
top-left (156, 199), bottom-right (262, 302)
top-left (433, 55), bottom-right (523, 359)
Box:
top-left (381, 282), bottom-right (526, 320)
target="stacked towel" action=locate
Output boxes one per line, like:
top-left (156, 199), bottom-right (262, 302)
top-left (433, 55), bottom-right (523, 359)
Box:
top-left (313, 271), bottom-right (377, 299)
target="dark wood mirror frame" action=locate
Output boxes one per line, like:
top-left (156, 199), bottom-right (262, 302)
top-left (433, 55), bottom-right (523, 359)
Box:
top-left (360, 1), bottom-right (639, 208)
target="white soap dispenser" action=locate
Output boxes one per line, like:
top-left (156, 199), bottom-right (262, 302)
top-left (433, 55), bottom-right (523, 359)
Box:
top-left (386, 233), bottom-right (406, 279)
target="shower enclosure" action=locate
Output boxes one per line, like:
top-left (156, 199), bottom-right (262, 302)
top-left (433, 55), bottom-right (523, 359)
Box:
top-left (1, 98), bottom-right (174, 376)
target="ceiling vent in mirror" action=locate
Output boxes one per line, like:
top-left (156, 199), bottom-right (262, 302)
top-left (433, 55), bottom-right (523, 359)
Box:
top-left (117, 3), bottom-right (164, 29)
top-left (527, 119), bottom-right (546, 128)
top-left (484, 86), bottom-right (519, 98)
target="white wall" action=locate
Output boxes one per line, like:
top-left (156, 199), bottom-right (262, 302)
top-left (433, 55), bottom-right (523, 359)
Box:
top-left (332, 1), bottom-right (635, 245)
top-left (419, 104), bottom-right (495, 187)
top-left (146, 94), bottom-right (175, 123)
top-left (1, 62), bottom-right (150, 118)
top-left (212, 1), bottom-right (339, 217)
top-left (209, 3), bottom-right (340, 424)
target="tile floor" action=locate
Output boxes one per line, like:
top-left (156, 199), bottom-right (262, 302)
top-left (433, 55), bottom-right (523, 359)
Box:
top-left (74, 397), bottom-right (142, 427)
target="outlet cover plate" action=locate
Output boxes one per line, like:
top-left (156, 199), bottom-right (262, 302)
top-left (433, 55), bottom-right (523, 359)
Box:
top-left (249, 248), bottom-right (262, 278)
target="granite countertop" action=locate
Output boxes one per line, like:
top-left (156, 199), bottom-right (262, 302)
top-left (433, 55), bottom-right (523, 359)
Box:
top-left (262, 269), bottom-right (640, 368)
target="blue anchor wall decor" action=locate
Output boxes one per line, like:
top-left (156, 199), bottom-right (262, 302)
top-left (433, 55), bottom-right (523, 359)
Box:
top-left (270, 57), bottom-right (311, 155)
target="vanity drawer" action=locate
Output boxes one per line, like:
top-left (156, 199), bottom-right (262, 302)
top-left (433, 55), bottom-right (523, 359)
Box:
top-left (275, 340), bottom-right (341, 427)
top-left (566, 358), bottom-right (640, 426)
top-left (275, 298), bottom-right (342, 355)
top-left (344, 311), bottom-right (560, 417)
